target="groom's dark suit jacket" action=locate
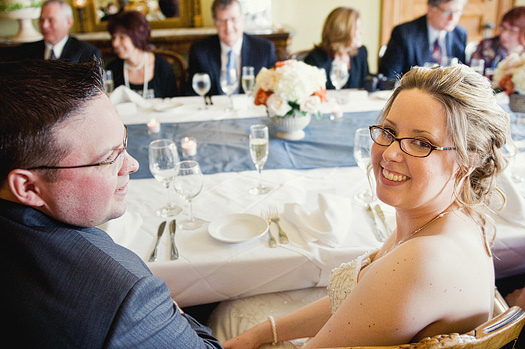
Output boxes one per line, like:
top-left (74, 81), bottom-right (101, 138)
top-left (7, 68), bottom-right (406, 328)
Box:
top-left (379, 15), bottom-right (467, 79)
top-left (186, 33), bottom-right (277, 96)
top-left (17, 36), bottom-right (101, 63)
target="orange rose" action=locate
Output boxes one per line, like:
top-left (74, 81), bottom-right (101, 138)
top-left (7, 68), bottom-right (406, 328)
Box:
top-left (313, 88), bottom-right (328, 103)
top-left (499, 74), bottom-right (515, 94)
top-left (275, 61), bottom-right (291, 68)
top-left (254, 88), bottom-right (271, 106)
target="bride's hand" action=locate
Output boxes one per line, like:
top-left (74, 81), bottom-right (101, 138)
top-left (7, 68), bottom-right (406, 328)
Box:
top-left (222, 322), bottom-right (272, 349)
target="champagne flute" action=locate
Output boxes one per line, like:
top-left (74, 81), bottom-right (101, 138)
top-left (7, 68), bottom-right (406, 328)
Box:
top-left (330, 60), bottom-right (349, 104)
top-left (353, 127), bottom-right (374, 203)
top-left (249, 124), bottom-right (270, 195)
top-left (149, 139), bottom-right (182, 217)
top-left (220, 67), bottom-right (238, 111)
top-left (242, 66), bottom-right (255, 106)
top-left (173, 160), bottom-right (204, 230)
top-left (192, 73), bottom-right (211, 109)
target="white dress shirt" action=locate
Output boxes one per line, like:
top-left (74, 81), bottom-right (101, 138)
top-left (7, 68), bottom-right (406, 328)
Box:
top-left (45, 35), bottom-right (69, 60)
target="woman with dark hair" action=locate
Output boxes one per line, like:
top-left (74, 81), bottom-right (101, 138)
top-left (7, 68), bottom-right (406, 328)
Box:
top-left (304, 7), bottom-right (369, 89)
top-left (106, 10), bottom-right (178, 97)
top-left (471, 6), bottom-right (525, 69)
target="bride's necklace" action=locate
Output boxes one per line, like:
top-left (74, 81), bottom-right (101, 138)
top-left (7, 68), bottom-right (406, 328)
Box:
top-left (395, 210), bottom-right (452, 247)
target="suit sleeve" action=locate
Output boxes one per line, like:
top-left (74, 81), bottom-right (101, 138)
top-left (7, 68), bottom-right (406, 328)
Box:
top-left (379, 25), bottom-right (406, 79)
top-left (106, 275), bottom-right (222, 348)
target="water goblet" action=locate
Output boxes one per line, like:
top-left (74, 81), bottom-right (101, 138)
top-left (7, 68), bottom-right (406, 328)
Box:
top-left (470, 58), bottom-right (485, 75)
top-left (242, 66), bottom-right (255, 106)
top-left (353, 127), bottom-right (374, 203)
top-left (173, 160), bottom-right (205, 230)
top-left (330, 60), bottom-right (349, 104)
top-left (149, 139), bottom-right (182, 217)
top-left (220, 67), bottom-right (238, 111)
top-left (249, 124), bottom-right (270, 195)
top-left (192, 73), bottom-right (211, 109)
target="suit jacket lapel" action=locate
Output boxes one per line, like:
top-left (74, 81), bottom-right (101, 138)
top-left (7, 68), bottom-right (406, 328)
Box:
top-left (209, 36), bottom-right (222, 94)
top-left (415, 17), bottom-right (432, 66)
top-left (60, 37), bottom-right (73, 60)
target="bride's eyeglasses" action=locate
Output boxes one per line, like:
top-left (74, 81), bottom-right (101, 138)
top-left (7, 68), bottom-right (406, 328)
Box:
top-left (369, 125), bottom-right (456, 158)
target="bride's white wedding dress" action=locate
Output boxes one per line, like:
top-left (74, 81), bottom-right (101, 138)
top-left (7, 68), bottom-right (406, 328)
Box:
top-left (208, 250), bottom-right (378, 348)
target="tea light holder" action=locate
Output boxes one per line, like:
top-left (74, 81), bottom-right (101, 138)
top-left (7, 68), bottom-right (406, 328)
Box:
top-left (147, 118), bottom-right (161, 134)
top-left (181, 137), bottom-right (197, 157)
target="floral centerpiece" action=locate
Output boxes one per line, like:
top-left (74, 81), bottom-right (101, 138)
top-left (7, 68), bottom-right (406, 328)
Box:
top-left (252, 60), bottom-right (327, 140)
top-left (493, 53), bottom-right (525, 112)
top-left (0, 0), bottom-right (42, 12)
top-left (0, 0), bottom-right (43, 42)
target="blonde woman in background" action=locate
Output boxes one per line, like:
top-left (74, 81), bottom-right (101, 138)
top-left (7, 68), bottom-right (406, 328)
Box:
top-left (210, 64), bottom-right (510, 348)
top-left (304, 7), bottom-right (369, 89)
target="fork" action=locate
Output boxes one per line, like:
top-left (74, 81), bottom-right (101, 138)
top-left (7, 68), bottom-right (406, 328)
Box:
top-left (269, 207), bottom-right (289, 244)
top-left (261, 210), bottom-right (276, 248)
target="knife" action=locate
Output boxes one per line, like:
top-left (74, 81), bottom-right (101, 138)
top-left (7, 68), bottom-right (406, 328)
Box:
top-left (169, 219), bottom-right (179, 260)
top-left (149, 221), bottom-right (166, 262)
top-left (366, 204), bottom-right (386, 242)
top-left (374, 204), bottom-right (392, 237)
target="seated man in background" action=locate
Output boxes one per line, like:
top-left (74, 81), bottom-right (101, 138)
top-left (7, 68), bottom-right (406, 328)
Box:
top-left (17, 0), bottom-right (101, 63)
top-left (0, 59), bottom-right (221, 348)
top-left (379, 0), bottom-right (467, 79)
top-left (186, 0), bottom-right (277, 96)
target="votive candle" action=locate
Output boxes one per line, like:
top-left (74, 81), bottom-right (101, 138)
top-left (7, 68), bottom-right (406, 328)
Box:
top-left (147, 118), bottom-right (161, 134)
top-left (181, 137), bottom-right (197, 157)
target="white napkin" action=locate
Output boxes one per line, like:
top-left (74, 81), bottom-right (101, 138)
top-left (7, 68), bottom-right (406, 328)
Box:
top-left (494, 172), bottom-right (525, 228)
top-left (109, 85), bottom-right (151, 109)
top-left (97, 210), bottom-right (144, 247)
top-left (283, 193), bottom-right (352, 247)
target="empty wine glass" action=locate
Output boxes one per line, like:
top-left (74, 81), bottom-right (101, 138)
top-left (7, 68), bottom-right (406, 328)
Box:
top-left (353, 127), bottom-right (374, 203)
top-left (242, 66), bottom-right (255, 106)
top-left (330, 60), bottom-right (349, 104)
top-left (220, 67), bottom-right (238, 111)
top-left (149, 139), bottom-right (182, 217)
top-left (192, 73), bottom-right (211, 109)
top-left (173, 160), bottom-right (205, 230)
top-left (249, 124), bottom-right (270, 195)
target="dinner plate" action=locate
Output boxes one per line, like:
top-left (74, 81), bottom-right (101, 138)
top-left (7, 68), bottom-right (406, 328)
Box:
top-left (208, 214), bottom-right (269, 243)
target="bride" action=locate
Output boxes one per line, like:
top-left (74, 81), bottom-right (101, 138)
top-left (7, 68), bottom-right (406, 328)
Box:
top-left (209, 64), bottom-right (510, 348)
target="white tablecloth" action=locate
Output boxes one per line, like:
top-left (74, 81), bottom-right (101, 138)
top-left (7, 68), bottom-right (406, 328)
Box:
top-left (99, 90), bottom-right (525, 307)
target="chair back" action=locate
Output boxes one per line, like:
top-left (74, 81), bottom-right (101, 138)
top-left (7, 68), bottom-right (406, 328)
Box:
top-left (152, 48), bottom-right (187, 93)
top-left (323, 306), bottom-right (525, 349)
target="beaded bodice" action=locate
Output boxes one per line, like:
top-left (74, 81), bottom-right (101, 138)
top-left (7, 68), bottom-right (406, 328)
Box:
top-left (327, 249), bottom-right (378, 314)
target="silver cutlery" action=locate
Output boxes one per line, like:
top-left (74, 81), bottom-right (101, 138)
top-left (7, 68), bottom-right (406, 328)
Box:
top-left (270, 207), bottom-right (289, 244)
top-left (169, 219), bottom-right (179, 260)
top-left (365, 204), bottom-right (386, 242)
top-left (149, 221), bottom-right (166, 262)
top-left (262, 211), bottom-right (276, 248)
top-left (374, 204), bottom-right (392, 237)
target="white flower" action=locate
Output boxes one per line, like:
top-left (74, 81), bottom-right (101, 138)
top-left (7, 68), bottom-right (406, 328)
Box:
top-left (300, 95), bottom-right (321, 114)
top-left (266, 94), bottom-right (292, 116)
top-left (512, 68), bottom-right (525, 94)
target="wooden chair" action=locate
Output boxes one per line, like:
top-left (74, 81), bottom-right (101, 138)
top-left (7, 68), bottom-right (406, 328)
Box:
top-left (152, 48), bottom-right (187, 93)
top-left (323, 306), bottom-right (525, 349)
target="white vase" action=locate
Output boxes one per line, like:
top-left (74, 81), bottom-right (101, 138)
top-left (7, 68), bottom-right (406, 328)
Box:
top-left (0, 8), bottom-right (42, 43)
top-left (269, 109), bottom-right (312, 141)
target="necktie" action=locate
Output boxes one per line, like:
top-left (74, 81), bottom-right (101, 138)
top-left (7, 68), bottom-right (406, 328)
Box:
top-left (432, 39), bottom-right (442, 65)
top-left (226, 50), bottom-right (237, 94)
top-left (50, 48), bottom-right (57, 60)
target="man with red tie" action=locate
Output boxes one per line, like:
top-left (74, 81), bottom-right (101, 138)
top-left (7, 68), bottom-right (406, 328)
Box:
top-left (379, 0), bottom-right (467, 79)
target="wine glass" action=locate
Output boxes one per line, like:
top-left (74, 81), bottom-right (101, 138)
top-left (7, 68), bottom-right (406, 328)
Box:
top-left (242, 66), bottom-right (255, 106)
top-left (353, 127), bottom-right (374, 203)
top-left (470, 58), bottom-right (485, 75)
top-left (149, 139), bottom-right (182, 217)
top-left (103, 70), bottom-right (114, 95)
top-left (192, 73), bottom-right (211, 109)
top-left (220, 67), bottom-right (238, 111)
top-left (330, 60), bottom-right (349, 104)
top-left (173, 160), bottom-right (204, 230)
top-left (249, 124), bottom-right (270, 195)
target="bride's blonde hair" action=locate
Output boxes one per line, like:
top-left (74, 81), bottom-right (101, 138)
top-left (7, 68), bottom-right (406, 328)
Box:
top-left (379, 64), bottom-right (510, 253)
